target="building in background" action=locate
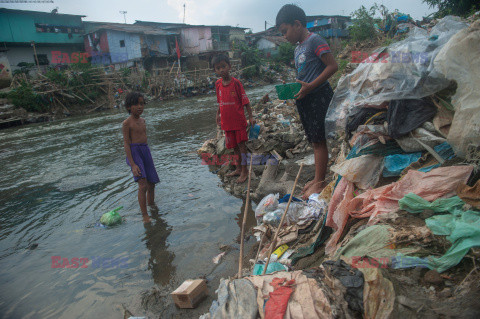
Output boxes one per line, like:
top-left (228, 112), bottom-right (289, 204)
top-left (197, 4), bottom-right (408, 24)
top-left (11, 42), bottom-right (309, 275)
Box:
top-left (83, 22), bottom-right (179, 70)
top-left (135, 21), bottom-right (247, 69)
top-left (0, 8), bottom-right (85, 72)
top-left (306, 15), bottom-right (351, 38)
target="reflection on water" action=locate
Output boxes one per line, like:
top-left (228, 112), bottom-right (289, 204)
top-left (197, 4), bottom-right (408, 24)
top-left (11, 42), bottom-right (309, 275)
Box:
top-left (143, 208), bottom-right (175, 286)
top-left (0, 85), bottom-right (274, 318)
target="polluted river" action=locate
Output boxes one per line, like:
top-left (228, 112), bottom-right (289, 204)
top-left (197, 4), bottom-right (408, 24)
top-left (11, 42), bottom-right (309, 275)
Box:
top-left (0, 85), bottom-right (274, 318)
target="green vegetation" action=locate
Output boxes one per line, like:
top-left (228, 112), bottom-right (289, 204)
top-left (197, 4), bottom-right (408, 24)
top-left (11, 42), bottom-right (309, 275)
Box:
top-left (8, 81), bottom-right (48, 112)
top-left (423, 0), bottom-right (480, 18)
top-left (275, 42), bottom-right (295, 65)
top-left (238, 43), bottom-right (262, 79)
top-left (349, 5), bottom-right (379, 42)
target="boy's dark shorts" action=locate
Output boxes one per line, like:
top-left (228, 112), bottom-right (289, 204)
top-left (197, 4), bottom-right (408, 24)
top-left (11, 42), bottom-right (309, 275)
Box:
top-left (296, 83), bottom-right (334, 143)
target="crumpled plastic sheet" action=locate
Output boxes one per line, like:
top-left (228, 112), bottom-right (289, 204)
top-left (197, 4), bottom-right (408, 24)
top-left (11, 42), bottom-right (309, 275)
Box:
top-left (400, 193), bottom-right (480, 272)
top-left (383, 152), bottom-right (422, 177)
top-left (386, 98), bottom-right (437, 139)
top-left (399, 193), bottom-right (465, 214)
top-left (325, 16), bottom-right (468, 139)
top-left (395, 122), bottom-right (446, 153)
top-left (331, 154), bottom-right (384, 189)
top-left (326, 166), bottom-right (473, 255)
top-left (207, 278), bottom-right (258, 319)
top-left (435, 20), bottom-right (480, 157)
top-left (246, 270), bottom-right (353, 319)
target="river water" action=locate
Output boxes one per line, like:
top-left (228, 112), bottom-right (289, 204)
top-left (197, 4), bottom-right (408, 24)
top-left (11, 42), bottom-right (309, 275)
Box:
top-left (0, 85), bottom-right (273, 318)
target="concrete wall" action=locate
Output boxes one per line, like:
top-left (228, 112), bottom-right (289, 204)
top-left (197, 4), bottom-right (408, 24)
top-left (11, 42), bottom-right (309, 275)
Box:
top-left (106, 30), bottom-right (142, 64)
top-left (180, 27), bottom-right (213, 55)
top-left (4, 45), bottom-right (83, 71)
top-left (0, 10), bottom-right (84, 44)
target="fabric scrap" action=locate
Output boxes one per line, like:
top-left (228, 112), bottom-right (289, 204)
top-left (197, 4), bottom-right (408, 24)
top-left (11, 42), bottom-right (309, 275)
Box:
top-left (456, 180), bottom-right (480, 209)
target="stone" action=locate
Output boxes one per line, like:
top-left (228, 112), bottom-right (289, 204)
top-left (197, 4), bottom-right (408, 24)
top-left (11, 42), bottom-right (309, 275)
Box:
top-left (424, 270), bottom-right (443, 285)
top-left (438, 288), bottom-right (452, 298)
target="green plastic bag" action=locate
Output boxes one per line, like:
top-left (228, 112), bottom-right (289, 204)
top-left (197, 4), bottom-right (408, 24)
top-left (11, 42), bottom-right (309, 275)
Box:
top-left (400, 194), bottom-right (480, 273)
top-left (100, 206), bottom-right (123, 226)
top-left (399, 193), bottom-right (464, 214)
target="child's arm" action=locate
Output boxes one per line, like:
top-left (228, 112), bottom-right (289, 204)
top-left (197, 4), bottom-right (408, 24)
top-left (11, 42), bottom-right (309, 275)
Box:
top-left (295, 52), bottom-right (338, 100)
top-left (216, 106), bottom-right (221, 126)
top-left (122, 121), bottom-right (141, 176)
top-left (244, 103), bottom-right (255, 126)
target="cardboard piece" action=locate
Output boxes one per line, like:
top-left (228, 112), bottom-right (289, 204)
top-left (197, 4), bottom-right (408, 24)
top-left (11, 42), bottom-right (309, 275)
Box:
top-left (171, 279), bottom-right (208, 309)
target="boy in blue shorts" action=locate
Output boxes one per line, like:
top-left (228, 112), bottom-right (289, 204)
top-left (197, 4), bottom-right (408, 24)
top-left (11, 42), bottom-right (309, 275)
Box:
top-left (122, 92), bottom-right (160, 221)
top-left (276, 4), bottom-right (338, 199)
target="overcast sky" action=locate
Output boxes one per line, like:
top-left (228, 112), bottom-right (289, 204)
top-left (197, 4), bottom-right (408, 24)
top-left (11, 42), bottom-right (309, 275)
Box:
top-left (2, 0), bottom-right (436, 32)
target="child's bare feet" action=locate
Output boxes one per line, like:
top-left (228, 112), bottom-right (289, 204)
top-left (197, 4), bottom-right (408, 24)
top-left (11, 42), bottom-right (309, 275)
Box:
top-left (227, 168), bottom-right (241, 177)
top-left (236, 172), bottom-right (248, 183)
top-left (142, 213), bottom-right (151, 223)
top-left (302, 180), bottom-right (326, 200)
top-left (302, 180), bottom-right (315, 193)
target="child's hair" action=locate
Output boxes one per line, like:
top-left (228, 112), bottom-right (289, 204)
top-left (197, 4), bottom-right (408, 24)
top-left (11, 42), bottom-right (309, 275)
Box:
top-left (276, 4), bottom-right (306, 27)
top-left (211, 54), bottom-right (230, 69)
top-left (125, 92), bottom-right (144, 114)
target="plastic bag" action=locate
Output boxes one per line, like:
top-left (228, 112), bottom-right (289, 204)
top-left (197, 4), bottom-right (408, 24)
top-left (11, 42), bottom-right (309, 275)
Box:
top-left (330, 155), bottom-right (384, 189)
top-left (386, 99), bottom-right (437, 139)
top-left (100, 206), bottom-right (123, 226)
top-left (255, 193), bottom-right (279, 220)
top-left (263, 202), bottom-right (310, 226)
top-left (325, 16), bottom-right (468, 139)
top-left (435, 20), bottom-right (480, 157)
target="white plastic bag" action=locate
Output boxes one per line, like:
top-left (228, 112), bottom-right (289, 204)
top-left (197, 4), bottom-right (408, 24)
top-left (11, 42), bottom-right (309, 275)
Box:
top-left (255, 193), bottom-right (279, 220)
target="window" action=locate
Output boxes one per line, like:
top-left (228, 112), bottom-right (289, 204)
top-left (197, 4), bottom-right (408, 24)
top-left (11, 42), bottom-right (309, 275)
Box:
top-left (120, 40), bottom-right (125, 47)
top-left (36, 54), bottom-right (49, 66)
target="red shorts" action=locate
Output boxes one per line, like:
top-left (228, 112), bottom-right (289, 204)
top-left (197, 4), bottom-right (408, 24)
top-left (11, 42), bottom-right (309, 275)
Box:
top-left (225, 129), bottom-right (248, 149)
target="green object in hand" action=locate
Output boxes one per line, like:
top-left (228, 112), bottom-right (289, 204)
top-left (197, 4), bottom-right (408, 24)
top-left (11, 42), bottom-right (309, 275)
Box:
top-left (275, 82), bottom-right (302, 100)
top-left (100, 206), bottom-right (123, 226)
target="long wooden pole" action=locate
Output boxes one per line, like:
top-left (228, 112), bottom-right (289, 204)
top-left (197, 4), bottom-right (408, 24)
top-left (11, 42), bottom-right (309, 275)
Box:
top-left (238, 154), bottom-right (254, 279)
top-left (262, 163), bottom-right (304, 275)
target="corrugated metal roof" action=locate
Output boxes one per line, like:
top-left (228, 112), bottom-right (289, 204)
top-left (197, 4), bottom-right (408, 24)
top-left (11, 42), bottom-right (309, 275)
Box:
top-left (134, 20), bottom-right (248, 30)
top-left (83, 22), bottom-right (179, 36)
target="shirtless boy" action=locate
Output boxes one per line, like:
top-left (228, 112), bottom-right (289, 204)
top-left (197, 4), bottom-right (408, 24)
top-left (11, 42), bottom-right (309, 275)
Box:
top-left (122, 92), bottom-right (160, 220)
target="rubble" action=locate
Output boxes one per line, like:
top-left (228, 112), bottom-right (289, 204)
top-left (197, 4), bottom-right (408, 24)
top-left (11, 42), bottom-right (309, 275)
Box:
top-left (198, 15), bottom-right (480, 319)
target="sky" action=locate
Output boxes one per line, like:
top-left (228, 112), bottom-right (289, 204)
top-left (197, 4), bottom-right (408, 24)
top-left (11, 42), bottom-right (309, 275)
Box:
top-left (1, 0), bottom-right (436, 32)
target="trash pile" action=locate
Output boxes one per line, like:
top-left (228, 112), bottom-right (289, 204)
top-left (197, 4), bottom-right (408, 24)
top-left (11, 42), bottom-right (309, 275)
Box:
top-left (199, 16), bottom-right (480, 318)
top-left (197, 95), bottom-right (319, 199)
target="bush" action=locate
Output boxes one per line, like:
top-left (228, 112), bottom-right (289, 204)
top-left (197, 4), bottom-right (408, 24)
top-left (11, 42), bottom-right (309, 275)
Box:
top-left (276, 42), bottom-right (295, 65)
top-left (349, 5), bottom-right (379, 42)
top-left (8, 82), bottom-right (48, 112)
top-left (238, 43), bottom-right (262, 78)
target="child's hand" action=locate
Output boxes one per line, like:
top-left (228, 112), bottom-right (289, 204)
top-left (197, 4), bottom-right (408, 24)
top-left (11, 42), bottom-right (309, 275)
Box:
top-left (131, 165), bottom-right (141, 177)
top-left (249, 116), bottom-right (256, 127)
top-left (294, 79), bottom-right (313, 100)
top-left (216, 114), bottom-right (221, 126)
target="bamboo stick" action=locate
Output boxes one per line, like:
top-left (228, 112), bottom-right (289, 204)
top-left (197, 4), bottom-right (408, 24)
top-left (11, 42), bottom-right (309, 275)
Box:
top-left (238, 155), bottom-right (254, 279)
top-left (262, 163), bottom-right (304, 275)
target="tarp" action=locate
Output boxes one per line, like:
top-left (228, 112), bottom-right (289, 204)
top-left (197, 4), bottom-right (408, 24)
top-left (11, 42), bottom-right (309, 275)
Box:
top-left (325, 16), bottom-right (468, 139)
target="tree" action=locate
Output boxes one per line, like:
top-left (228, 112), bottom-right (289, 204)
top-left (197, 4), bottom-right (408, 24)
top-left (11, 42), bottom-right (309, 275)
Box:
top-left (423, 0), bottom-right (480, 18)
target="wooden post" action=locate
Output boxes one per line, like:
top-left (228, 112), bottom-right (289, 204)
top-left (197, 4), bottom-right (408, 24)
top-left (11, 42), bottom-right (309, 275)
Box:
top-left (238, 155), bottom-right (254, 279)
top-left (31, 41), bottom-right (41, 73)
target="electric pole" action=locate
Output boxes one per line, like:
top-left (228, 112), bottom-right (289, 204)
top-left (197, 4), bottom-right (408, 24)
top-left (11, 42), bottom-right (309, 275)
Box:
top-left (120, 11), bottom-right (127, 24)
top-left (183, 3), bottom-right (186, 23)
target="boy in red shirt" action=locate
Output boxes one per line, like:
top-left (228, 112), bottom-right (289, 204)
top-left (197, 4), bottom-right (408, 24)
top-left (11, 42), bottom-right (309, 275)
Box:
top-left (213, 54), bottom-right (255, 183)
